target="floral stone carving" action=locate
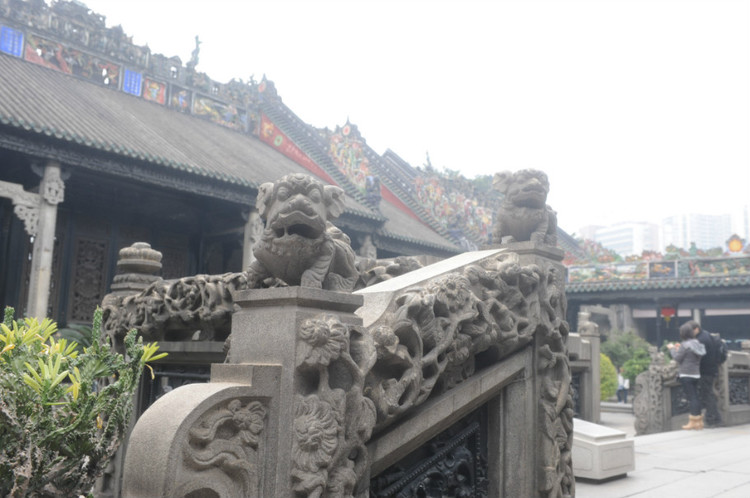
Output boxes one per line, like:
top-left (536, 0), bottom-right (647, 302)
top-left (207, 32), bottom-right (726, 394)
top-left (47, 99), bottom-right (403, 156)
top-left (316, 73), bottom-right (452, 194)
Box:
top-left (292, 314), bottom-right (377, 497)
top-left (365, 253), bottom-right (540, 427)
top-left (102, 271), bottom-right (248, 344)
top-left (362, 251), bottom-right (573, 497)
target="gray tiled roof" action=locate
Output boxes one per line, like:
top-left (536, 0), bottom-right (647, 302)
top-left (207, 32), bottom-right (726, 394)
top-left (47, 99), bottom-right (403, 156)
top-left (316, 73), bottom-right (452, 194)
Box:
top-left (0, 52), bottom-right (379, 216)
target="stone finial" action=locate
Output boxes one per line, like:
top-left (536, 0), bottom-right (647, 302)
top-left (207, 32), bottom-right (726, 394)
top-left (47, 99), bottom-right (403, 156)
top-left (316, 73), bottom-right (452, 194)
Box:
top-left (491, 169), bottom-right (557, 246)
top-left (110, 242), bottom-right (162, 292)
top-left (116, 242), bottom-right (162, 274)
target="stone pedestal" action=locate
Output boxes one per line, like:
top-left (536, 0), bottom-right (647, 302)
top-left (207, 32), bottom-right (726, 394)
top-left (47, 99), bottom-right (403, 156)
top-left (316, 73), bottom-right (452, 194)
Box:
top-left (122, 287), bottom-right (372, 498)
top-left (227, 287), bottom-right (365, 496)
top-left (573, 418), bottom-right (634, 481)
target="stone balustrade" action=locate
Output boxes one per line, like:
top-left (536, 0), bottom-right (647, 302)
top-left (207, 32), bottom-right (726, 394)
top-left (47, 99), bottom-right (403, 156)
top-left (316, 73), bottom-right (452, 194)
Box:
top-left (633, 345), bottom-right (750, 435)
top-left (112, 242), bottom-right (574, 497)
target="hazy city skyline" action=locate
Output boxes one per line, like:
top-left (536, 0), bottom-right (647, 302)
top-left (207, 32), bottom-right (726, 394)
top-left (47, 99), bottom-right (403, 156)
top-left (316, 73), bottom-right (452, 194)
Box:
top-left (580, 207), bottom-right (749, 255)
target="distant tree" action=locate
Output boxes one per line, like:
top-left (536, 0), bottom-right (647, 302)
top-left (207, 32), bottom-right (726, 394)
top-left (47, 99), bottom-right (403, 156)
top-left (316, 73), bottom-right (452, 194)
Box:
top-left (601, 332), bottom-right (651, 369)
top-left (622, 348), bottom-right (651, 386)
top-left (600, 353), bottom-right (617, 400)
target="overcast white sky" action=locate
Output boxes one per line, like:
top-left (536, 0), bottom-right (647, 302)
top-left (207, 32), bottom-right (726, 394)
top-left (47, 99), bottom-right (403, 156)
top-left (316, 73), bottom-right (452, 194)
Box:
top-left (81, 0), bottom-right (750, 235)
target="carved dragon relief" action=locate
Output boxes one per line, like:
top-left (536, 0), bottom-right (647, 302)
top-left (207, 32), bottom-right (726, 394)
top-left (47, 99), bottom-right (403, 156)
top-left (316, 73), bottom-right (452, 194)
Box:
top-left (176, 397), bottom-right (268, 497)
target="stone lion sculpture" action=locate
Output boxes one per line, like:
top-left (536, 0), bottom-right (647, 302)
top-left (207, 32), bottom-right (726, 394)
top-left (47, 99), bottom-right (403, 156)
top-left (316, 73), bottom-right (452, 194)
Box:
top-left (248, 173), bottom-right (358, 291)
top-left (492, 169), bottom-right (557, 246)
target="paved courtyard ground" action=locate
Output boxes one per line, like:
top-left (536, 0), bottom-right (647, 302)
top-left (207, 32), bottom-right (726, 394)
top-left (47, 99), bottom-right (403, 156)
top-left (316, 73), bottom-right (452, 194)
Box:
top-left (576, 408), bottom-right (750, 497)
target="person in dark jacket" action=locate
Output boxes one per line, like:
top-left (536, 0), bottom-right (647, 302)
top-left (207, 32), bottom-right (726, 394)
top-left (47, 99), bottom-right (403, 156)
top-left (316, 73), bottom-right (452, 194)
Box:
top-left (684, 320), bottom-right (724, 427)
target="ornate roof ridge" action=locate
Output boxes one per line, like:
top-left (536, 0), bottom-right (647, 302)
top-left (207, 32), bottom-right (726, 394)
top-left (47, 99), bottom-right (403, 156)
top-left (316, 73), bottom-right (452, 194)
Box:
top-left (566, 273), bottom-right (750, 293)
top-left (258, 99), bottom-right (380, 215)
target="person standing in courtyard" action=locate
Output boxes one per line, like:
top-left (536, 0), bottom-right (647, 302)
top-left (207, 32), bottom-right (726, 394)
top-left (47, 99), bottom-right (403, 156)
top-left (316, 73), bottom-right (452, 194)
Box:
top-left (684, 320), bottom-right (725, 427)
top-left (669, 322), bottom-right (706, 430)
top-left (616, 367), bottom-right (630, 403)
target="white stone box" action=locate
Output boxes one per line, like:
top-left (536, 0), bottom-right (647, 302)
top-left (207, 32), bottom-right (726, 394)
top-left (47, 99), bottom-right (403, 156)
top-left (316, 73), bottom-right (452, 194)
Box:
top-left (573, 418), bottom-right (635, 481)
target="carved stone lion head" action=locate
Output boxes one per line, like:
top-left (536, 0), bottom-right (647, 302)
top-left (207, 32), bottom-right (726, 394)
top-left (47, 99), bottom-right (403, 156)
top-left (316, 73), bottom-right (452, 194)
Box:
top-left (256, 174), bottom-right (346, 242)
top-left (493, 169), bottom-right (550, 209)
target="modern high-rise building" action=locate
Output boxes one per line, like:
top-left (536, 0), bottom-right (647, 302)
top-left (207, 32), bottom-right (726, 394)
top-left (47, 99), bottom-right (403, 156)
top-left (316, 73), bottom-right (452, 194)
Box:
top-left (661, 213), bottom-right (733, 251)
top-left (590, 222), bottom-right (661, 256)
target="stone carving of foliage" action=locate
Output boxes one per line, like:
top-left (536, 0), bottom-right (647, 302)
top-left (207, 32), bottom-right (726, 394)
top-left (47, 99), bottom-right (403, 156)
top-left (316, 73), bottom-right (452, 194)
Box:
top-left (534, 266), bottom-right (574, 498)
top-left (633, 347), bottom-right (678, 435)
top-left (293, 314), bottom-right (377, 498)
top-left (102, 271), bottom-right (250, 344)
top-left (355, 256), bottom-right (424, 289)
top-left (362, 252), bottom-right (574, 497)
top-left (370, 408), bottom-right (488, 497)
top-left (365, 253), bottom-right (541, 429)
top-left (182, 398), bottom-right (267, 496)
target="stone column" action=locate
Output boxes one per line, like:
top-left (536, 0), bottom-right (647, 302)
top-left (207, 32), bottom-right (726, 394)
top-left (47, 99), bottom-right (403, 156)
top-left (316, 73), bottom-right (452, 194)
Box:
top-left (26, 161), bottom-right (64, 320)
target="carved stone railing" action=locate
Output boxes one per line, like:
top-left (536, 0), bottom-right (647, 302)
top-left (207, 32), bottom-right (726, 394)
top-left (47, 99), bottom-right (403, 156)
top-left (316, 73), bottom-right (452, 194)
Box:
top-left (118, 243), bottom-right (574, 497)
top-left (633, 345), bottom-right (750, 434)
top-left (566, 312), bottom-right (601, 423)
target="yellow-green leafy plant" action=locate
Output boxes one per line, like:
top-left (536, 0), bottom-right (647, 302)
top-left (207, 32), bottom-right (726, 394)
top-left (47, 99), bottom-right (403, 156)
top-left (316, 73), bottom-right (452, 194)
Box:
top-left (0, 307), bottom-right (166, 497)
top-left (600, 353), bottom-right (617, 400)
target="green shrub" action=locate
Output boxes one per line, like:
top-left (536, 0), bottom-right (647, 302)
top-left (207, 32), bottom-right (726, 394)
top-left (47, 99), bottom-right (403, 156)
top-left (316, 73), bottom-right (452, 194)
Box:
top-left (622, 348), bottom-right (651, 386)
top-left (601, 331), bottom-right (651, 369)
top-left (600, 353), bottom-right (617, 400)
top-left (57, 323), bottom-right (94, 354)
top-left (0, 307), bottom-right (165, 497)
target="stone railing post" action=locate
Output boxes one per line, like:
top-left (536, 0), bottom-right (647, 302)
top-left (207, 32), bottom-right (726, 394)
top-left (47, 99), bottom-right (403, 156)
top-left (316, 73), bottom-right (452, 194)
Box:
top-left (578, 311), bottom-right (601, 423)
top-left (493, 242), bottom-right (573, 497)
top-left (122, 286), bottom-right (375, 497)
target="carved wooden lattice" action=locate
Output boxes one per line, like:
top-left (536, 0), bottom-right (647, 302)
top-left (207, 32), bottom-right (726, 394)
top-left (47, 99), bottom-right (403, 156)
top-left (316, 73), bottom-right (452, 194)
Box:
top-left (70, 238), bottom-right (108, 322)
top-left (370, 405), bottom-right (488, 497)
top-left (729, 376), bottom-right (750, 406)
